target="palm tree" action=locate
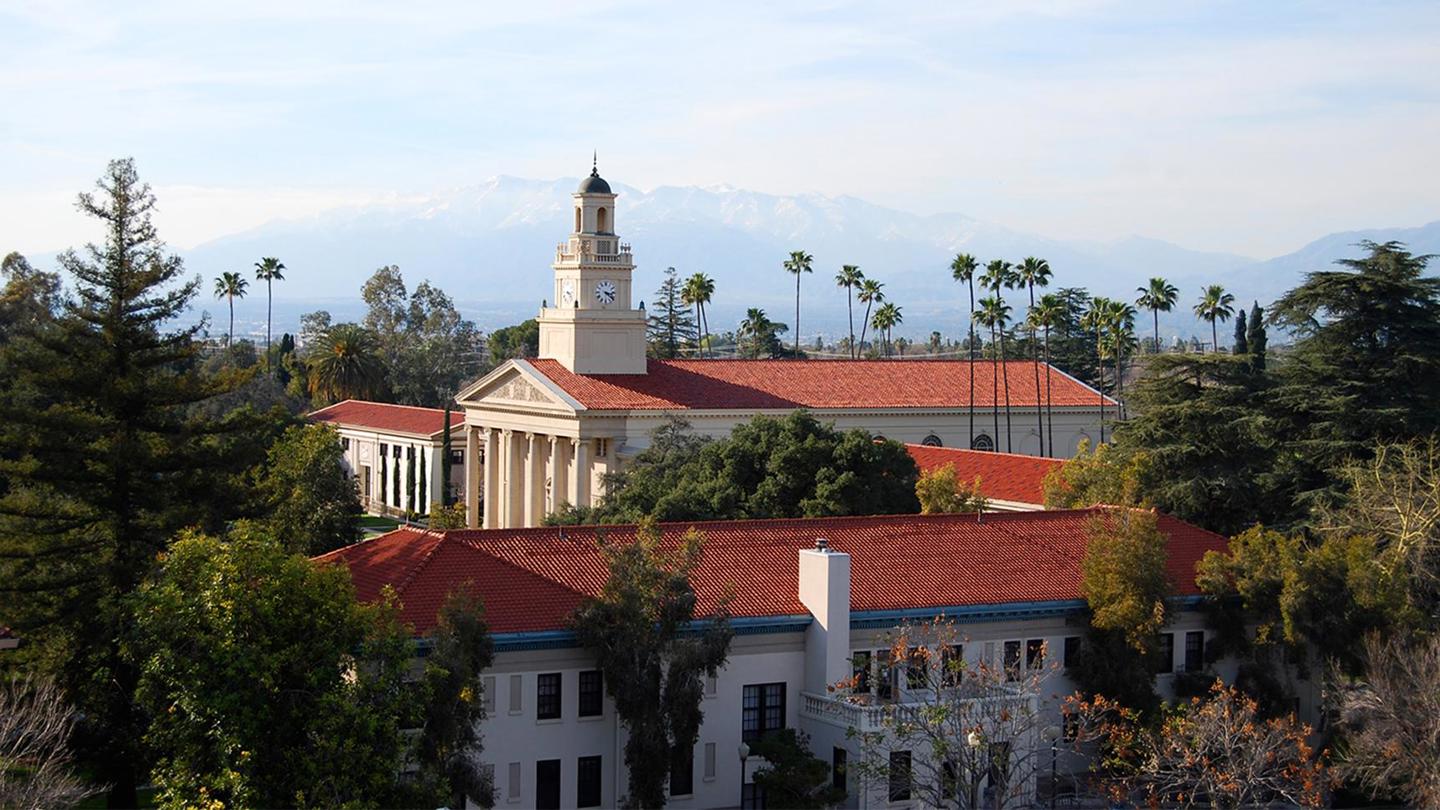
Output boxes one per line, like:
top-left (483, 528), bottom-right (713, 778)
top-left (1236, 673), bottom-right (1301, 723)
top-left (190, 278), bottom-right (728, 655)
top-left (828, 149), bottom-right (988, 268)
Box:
top-left (307, 323), bottom-right (384, 402)
top-left (212, 271), bottom-right (248, 347)
top-left (981, 260), bottom-right (1017, 451)
top-left (1016, 257), bottom-right (1052, 456)
top-left (1028, 294), bottom-right (1066, 457)
top-left (871, 302), bottom-right (903, 358)
top-left (682, 272), bottom-right (715, 357)
top-left (856, 279), bottom-right (885, 356)
top-left (1081, 297), bottom-right (1113, 443)
top-left (738, 307), bottom-right (780, 359)
top-left (1135, 277), bottom-right (1179, 353)
top-left (835, 265), bottom-right (865, 359)
top-left (974, 295), bottom-right (1012, 452)
top-left (951, 253), bottom-right (980, 448)
top-left (1193, 284), bottom-right (1236, 353)
top-left (254, 256), bottom-right (286, 370)
top-left (783, 250), bottom-right (813, 355)
top-left (1103, 299), bottom-right (1138, 416)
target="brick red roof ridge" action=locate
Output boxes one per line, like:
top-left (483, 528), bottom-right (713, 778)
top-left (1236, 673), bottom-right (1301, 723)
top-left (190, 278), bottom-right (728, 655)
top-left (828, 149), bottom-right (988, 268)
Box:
top-left (309, 399), bottom-right (465, 436)
top-left (902, 443), bottom-right (1066, 462)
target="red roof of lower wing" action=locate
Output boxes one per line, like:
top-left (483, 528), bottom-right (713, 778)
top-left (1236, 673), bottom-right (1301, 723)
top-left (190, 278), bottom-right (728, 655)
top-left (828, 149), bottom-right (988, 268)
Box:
top-left (317, 509), bottom-right (1224, 637)
top-left (526, 359), bottom-right (1113, 411)
top-left (309, 400), bottom-right (464, 436)
top-left (905, 444), bottom-right (1064, 505)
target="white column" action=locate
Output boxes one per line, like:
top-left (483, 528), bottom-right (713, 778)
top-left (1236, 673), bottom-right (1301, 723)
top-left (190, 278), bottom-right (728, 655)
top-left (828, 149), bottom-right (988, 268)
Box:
top-left (465, 425), bottom-right (481, 528)
top-left (550, 437), bottom-right (567, 512)
top-left (522, 433), bottom-right (538, 528)
top-left (572, 438), bottom-right (591, 509)
top-left (482, 428), bottom-right (498, 529)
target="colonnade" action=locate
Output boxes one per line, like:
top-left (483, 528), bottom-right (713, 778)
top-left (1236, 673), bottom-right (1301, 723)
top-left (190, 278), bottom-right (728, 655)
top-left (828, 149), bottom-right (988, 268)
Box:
top-left (465, 426), bottom-right (603, 529)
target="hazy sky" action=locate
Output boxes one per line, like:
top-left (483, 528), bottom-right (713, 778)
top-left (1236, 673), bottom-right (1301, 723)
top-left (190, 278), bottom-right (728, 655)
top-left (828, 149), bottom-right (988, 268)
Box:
top-left (3, 0), bottom-right (1437, 257)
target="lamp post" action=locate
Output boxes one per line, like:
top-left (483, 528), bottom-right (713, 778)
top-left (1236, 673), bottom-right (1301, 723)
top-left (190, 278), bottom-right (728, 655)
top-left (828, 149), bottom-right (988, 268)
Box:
top-left (1041, 725), bottom-right (1062, 810)
top-left (966, 729), bottom-right (982, 810)
top-left (738, 741), bottom-right (750, 809)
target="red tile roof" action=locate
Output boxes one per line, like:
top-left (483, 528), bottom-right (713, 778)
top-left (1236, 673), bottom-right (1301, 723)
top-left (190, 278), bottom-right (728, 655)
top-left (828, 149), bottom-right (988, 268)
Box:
top-left (318, 509), bottom-right (1224, 637)
top-left (526, 359), bottom-right (1113, 411)
top-left (309, 400), bottom-right (464, 437)
top-left (906, 444), bottom-right (1064, 506)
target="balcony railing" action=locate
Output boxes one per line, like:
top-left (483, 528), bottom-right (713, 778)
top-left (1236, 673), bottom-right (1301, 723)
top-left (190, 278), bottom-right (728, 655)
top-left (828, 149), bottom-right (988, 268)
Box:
top-left (555, 241), bottom-right (634, 265)
top-left (800, 685), bottom-right (1033, 733)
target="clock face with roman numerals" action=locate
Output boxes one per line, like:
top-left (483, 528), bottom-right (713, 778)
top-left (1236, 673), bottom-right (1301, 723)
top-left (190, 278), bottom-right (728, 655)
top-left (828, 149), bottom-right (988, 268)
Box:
top-left (561, 279), bottom-right (575, 304)
top-left (594, 280), bottom-right (617, 305)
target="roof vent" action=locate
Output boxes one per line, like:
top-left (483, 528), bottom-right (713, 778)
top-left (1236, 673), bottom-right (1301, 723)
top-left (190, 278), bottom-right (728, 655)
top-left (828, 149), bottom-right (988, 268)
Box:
top-left (814, 537), bottom-right (830, 553)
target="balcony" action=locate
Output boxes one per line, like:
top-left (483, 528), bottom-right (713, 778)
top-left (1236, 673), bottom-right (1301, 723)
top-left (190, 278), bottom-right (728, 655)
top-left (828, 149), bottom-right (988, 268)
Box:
top-left (555, 241), bottom-right (634, 266)
top-left (800, 684), bottom-right (1034, 734)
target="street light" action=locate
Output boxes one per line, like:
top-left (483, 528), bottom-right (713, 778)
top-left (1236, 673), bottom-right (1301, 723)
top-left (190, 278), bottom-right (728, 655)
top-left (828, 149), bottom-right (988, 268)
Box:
top-left (966, 730), bottom-right (983, 809)
top-left (738, 742), bottom-right (750, 809)
top-left (1041, 725), bottom-right (1062, 810)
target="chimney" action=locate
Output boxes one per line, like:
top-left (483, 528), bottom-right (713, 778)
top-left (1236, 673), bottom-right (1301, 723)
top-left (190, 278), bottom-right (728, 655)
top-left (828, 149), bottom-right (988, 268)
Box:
top-left (798, 538), bottom-right (851, 695)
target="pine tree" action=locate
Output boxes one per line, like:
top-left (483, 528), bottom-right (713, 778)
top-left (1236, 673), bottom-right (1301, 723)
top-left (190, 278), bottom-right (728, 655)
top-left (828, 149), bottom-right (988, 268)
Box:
top-left (645, 267), bottom-right (698, 359)
top-left (1247, 301), bottom-right (1267, 372)
top-left (1232, 308), bottom-right (1248, 355)
top-left (0, 159), bottom-right (266, 806)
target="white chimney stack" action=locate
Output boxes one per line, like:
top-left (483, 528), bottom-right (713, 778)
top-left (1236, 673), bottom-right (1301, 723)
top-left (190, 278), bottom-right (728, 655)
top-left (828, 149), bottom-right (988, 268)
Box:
top-left (798, 538), bottom-right (851, 694)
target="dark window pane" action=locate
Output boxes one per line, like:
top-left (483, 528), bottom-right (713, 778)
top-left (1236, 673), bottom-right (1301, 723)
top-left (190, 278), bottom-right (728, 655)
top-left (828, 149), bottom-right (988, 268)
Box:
top-left (876, 650), bottom-right (894, 700)
top-left (1185, 631), bottom-right (1205, 672)
top-left (941, 644), bottom-right (964, 687)
top-left (742, 682), bottom-right (786, 742)
top-left (670, 745), bottom-right (694, 796)
top-left (851, 651), bottom-right (871, 694)
top-left (577, 756), bottom-right (602, 808)
top-left (832, 747), bottom-right (847, 793)
top-left (1026, 639), bottom-right (1044, 669)
top-left (1156, 634), bottom-right (1175, 674)
top-left (1004, 641), bottom-right (1022, 681)
top-left (537, 673), bottom-right (562, 719)
top-left (536, 760), bottom-right (560, 810)
top-left (579, 670), bottom-right (603, 717)
top-left (906, 647), bottom-right (928, 690)
top-left (1063, 636), bottom-right (1080, 670)
top-left (888, 750), bottom-right (912, 801)
top-left (988, 743), bottom-right (1011, 793)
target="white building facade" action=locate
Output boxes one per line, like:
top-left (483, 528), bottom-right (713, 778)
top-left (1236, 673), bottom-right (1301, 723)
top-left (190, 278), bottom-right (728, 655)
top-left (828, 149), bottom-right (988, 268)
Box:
top-left (310, 400), bottom-right (469, 518)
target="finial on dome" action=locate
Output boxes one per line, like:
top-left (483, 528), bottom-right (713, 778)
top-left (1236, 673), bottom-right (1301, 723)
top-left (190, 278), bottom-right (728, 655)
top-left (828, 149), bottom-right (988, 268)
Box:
top-left (592, 150), bottom-right (598, 177)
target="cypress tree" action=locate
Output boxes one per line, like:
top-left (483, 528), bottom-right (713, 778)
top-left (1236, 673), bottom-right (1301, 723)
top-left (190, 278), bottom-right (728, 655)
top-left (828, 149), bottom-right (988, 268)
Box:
top-left (441, 405), bottom-right (453, 506)
top-left (1247, 301), bottom-right (1267, 372)
top-left (0, 159), bottom-right (265, 806)
top-left (1232, 308), bottom-right (1248, 355)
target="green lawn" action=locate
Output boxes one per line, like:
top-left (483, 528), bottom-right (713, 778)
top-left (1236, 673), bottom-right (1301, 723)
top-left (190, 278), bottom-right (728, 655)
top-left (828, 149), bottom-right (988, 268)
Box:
top-left (358, 515), bottom-right (401, 533)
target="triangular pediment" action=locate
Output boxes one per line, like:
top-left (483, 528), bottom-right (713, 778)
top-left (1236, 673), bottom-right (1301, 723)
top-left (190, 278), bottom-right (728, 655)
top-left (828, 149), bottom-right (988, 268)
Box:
top-left (456, 360), bottom-right (582, 415)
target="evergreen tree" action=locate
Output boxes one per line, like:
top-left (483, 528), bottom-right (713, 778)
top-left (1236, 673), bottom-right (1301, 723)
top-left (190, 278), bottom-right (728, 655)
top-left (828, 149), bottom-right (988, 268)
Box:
top-left (1232, 308), bottom-right (1248, 355)
top-left (0, 159), bottom-right (265, 806)
top-left (646, 267), bottom-right (698, 359)
top-left (1246, 301), bottom-right (1267, 372)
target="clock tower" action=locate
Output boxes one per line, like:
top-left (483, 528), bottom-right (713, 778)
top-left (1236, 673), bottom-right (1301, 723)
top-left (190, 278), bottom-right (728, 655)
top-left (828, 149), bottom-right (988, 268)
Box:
top-left (537, 159), bottom-right (648, 374)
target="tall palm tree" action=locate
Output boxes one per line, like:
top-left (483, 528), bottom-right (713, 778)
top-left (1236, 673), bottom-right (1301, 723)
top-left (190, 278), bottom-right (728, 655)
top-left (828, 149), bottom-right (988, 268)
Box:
top-left (981, 260), bottom-right (1017, 451)
top-left (856, 279), bottom-right (885, 356)
top-left (1028, 294), bottom-right (1066, 457)
top-left (1081, 297), bottom-right (1113, 443)
top-left (738, 307), bottom-right (778, 359)
top-left (783, 250), bottom-right (813, 355)
top-left (1103, 299), bottom-right (1138, 417)
top-left (212, 271), bottom-right (248, 347)
top-left (871, 302), bottom-right (903, 358)
top-left (1016, 257), bottom-right (1052, 456)
top-left (951, 253), bottom-right (980, 448)
top-left (307, 323), bottom-right (384, 402)
top-left (835, 265), bottom-right (865, 359)
top-left (1135, 277), bottom-right (1179, 354)
top-left (254, 256), bottom-right (286, 370)
top-left (682, 272), bottom-right (715, 357)
top-left (974, 295), bottom-right (1012, 452)
top-left (1193, 284), bottom-right (1236, 354)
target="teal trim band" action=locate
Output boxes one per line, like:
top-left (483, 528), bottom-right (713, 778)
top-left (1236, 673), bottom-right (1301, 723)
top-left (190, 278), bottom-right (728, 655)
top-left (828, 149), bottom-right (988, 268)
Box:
top-left (477, 614), bottom-right (813, 653)
top-left (850, 599), bottom-right (1088, 629)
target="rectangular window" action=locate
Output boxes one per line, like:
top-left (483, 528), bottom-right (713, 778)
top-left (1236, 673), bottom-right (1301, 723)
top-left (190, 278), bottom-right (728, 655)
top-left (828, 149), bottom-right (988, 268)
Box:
top-left (1063, 636), bottom-right (1081, 670)
top-left (703, 742), bottom-right (716, 780)
top-left (670, 745), bottom-right (694, 796)
top-left (888, 750), bottom-right (912, 801)
top-left (1004, 640), bottom-right (1022, 681)
top-left (482, 675), bottom-right (496, 713)
top-left (507, 762), bottom-right (521, 800)
top-left (941, 644), bottom-right (964, 687)
top-left (742, 682), bottom-right (786, 742)
top-left (1157, 633), bottom-right (1175, 674)
top-left (1185, 631), bottom-right (1205, 672)
top-left (537, 673), bottom-right (562, 719)
top-left (906, 646), bottom-right (929, 690)
top-left (942, 761), bottom-right (959, 803)
top-left (393, 444), bottom-right (402, 458)
top-left (851, 651), bottom-right (872, 694)
top-left (741, 783), bottom-right (764, 809)
top-left (341, 437), bottom-right (350, 450)
top-left (449, 449), bottom-right (464, 465)
top-left (876, 650), bottom-right (894, 700)
top-left (536, 759), bottom-right (560, 810)
top-left (832, 747), bottom-right (847, 793)
top-left (509, 674), bottom-right (522, 713)
top-left (577, 755), bottom-right (602, 808)
top-left (380, 442), bottom-right (388, 455)
top-left (1026, 639), bottom-right (1045, 669)
top-left (578, 670), bottom-right (603, 717)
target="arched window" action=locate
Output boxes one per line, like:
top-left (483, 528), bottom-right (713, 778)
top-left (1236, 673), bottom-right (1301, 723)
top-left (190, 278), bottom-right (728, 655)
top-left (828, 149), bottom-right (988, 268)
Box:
top-left (921, 434), bottom-right (943, 447)
top-left (597, 207), bottom-right (609, 233)
top-left (574, 207), bottom-right (582, 233)
top-left (971, 433), bottom-right (995, 452)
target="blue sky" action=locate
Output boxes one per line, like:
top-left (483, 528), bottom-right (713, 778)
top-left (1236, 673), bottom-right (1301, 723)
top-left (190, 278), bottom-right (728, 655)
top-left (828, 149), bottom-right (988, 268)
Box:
top-left (2, 0), bottom-right (1438, 257)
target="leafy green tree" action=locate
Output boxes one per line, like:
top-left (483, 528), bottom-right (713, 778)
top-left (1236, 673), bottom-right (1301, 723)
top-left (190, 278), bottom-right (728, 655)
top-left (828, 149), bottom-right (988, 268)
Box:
top-left (254, 256), bottom-right (286, 369)
top-left (130, 526), bottom-right (414, 809)
top-left (647, 267), bottom-right (699, 359)
top-left (680, 272), bottom-right (715, 358)
top-left (0, 159), bottom-right (266, 806)
top-left (784, 250), bottom-right (814, 354)
top-left (856, 278), bottom-right (884, 355)
top-left (570, 523), bottom-right (732, 809)
top-left (0, 251), bottom-right (63, 339)
top-left (915, 463), bottom-right (988, 514)
top-left (212, 271), bottom-right (248, 347)
top-left (836, 264), bottom-right (865, 359)
top-left (594, 412), bottom-right (919, 523)
top-left (306, 322), bottom-right (386, 403)
top-left (486, 318), bottom-right (539, 362)
top-left (737, 308), bottom-right (788, 359)
top-left (749, 729), bottom-right (846, 809)
top-left (1135, 277), bottom-right (1178, 354)
top-left (1245, 301), bottom-right (1267, 372)
top-left (1192, 284), bottom-right (1235, 354)
top-left (255, 423), bottom-right (361, 555)
top-left (360, 267), bottom-right (484, 406)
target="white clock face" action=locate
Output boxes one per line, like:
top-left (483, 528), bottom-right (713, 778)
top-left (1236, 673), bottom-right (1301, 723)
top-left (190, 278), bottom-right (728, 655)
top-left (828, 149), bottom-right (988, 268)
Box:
top-left (594, 280), bottom-right (617, 305)
top-left (561, 279), bottom-right (575, 304)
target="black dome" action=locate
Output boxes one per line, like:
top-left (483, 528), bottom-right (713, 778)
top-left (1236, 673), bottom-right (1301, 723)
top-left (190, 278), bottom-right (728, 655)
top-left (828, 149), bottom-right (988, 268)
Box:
top-left (577, 170), bottom-right (612, 194)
